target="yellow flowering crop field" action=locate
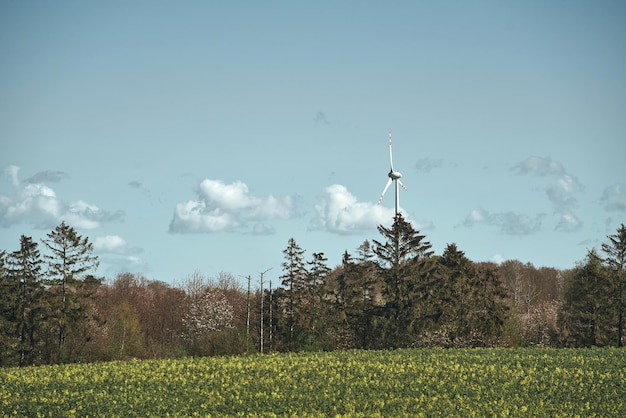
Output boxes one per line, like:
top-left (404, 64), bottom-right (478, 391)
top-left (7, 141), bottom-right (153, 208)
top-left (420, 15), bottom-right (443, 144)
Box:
top-left (1, 348), bottom-right (624, 417)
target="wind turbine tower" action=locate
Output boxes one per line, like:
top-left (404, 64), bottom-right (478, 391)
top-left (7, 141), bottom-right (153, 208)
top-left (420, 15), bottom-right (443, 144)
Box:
top-left (377, 132), bottom-right (407, 216)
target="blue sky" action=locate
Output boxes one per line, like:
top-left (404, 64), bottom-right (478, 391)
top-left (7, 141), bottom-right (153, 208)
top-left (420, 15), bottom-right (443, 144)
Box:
top-left (1, 1), bottom-right (625, 285)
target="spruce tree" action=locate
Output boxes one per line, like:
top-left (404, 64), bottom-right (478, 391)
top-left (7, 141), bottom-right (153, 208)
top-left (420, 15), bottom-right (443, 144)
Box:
top-left (373, 213), bottom-right (435, 347)
top-left (437, 243), bottom-right (477, 345)
top-left (558, 249), bottom-right (613, 346)
top-left (0, 250), bottom-right (17, 366)
top-left (353, 240), bottom-right (382, 348)
top-left (279, 238), bottom-right (306, 350)
top-left (42, 222), bottom-right (99, 363)
top-left (7, 235), bottom-right (45, 366)
top-left (303, 252), bottom-right (331, 348)
top-left (601, 224), bottom-right (626, 347)
top-left (473, 263), bottom-right (510, 346)
top-left (437, 244), bottom-right (509, 347)
top-left (333, 251), bottom-right (358, 348)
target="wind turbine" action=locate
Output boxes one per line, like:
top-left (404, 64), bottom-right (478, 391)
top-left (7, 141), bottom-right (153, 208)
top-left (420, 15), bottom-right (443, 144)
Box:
top-left (377, 132), bottom-right (407, 216)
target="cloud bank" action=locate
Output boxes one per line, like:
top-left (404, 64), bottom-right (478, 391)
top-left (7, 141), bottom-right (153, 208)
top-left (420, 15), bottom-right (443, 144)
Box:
top-left (0, 166), bottom-right (124, 230)
top-left (169, 179), bottom-right (299, 234)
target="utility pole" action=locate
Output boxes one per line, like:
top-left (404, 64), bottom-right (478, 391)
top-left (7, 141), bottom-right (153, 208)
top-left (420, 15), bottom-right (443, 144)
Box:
top-left (239, 274), bottom-right (252, 354)
top-left (246, 275), bottom-right (251, 353)
top-left (269, 280), bottom-right (273, 353)
top-left (259, 268), bottom-right (272, 353)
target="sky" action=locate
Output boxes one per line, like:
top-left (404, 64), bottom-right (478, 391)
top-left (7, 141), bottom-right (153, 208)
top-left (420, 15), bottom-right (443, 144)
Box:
top-left (1, 1), bottom-right (625, 287)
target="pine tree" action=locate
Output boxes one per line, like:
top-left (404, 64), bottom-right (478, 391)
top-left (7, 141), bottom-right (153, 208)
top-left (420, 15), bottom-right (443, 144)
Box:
top-left (42, 222), bottom-right (99, 363)
top-left (601, 223), bottom-right (626, 347)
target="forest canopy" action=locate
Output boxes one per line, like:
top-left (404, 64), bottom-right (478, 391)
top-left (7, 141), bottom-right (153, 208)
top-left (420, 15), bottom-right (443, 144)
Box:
top-left (1, 219), bottom-right (624, 366)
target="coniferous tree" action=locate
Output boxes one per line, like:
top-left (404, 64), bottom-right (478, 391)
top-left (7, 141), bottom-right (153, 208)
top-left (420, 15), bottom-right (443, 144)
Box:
top-left (601, 223), bottom-right (626, 347)
top-left (473, 263), bottom-right (510, 346)
top-left (334, 251), bottom-right (354, 315)
top-left (434, 244), bottom-right (509, 347)
top-left (558, 249), bottom-right (613, 346)
top-left (279, 238), bottom-right (307, 350)
top-left (353, 240), bottom-right (382, 348)
top-left (42, 222), bottom-right (99, 363)
top-left (437, 243), bottom-right (478, 345)
top-left (0, 250), bottom-right (16, 366)
top-left (7, 235), bottom-right (45, 366)
top-left (355, 240), bottom-right (381, 307)
top-left (267, 286), bottom-right (290, 352)
top-left (302, 252), bottom-right (331, 349)
top-left (333, 251), bottom-right (358, 348)
top-left (373, 213), bottom-right (435, 348)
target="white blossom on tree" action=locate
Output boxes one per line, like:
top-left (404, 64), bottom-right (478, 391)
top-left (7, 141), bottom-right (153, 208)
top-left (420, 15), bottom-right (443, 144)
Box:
top-left (183, 288), bottom-right (234, 338)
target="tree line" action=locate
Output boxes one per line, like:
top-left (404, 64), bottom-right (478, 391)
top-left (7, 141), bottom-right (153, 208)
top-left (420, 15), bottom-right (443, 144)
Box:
top-left (1, 218), bottom-right (624, 367)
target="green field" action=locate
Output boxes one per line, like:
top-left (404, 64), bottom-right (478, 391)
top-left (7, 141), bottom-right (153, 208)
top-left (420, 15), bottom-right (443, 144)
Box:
top-left (1, 348), bottom-right (624, 417)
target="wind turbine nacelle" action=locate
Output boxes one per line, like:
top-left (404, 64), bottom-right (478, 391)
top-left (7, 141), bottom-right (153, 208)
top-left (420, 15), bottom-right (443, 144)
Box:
top-left (389, 170), bottom-right (402, 180)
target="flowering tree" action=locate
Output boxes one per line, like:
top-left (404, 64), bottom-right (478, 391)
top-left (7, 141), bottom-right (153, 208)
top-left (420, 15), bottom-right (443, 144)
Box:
top-left (183, 287), bottom-right (234, 339)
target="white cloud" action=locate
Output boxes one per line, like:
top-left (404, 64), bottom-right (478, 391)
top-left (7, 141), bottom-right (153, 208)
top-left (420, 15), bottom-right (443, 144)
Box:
top-left (1, 183), bottom-right (61, 228)
top-left (170, 201), bottom-right (238, 233)
top-left (513, 156), bottom-right (583, 232)
top-left (311, 184), bottom-right (395, 235)
top-left (555, 212), bottom-right (582, 232)
top-left (499, 212), bottom-right (544, 235)
top-left (169, 179), bottom-right (298, 234)
top-left (464, 208), bottom-right (488, 225)
top-left (556, 174), bottom-right (582, 194)
top-left (94, 235), bottom-right (128, 253)
top-left (0, 166), bottom-right (123, 230)
top-left (199, 179), bottom-right (255, 211)
top-left (62, 200), bottom-right (102, 229)
top-left (514, 156), bottom-right (564, 176)
top-left (248, 195), bottom-right (297, 220)
top-left (463, 208), bottom-right (544, 235)
top-left (94, 235), bottom-right (145, 277)
top-left (601, 183), bottom-right (626, 212)
top-left (98, 253), bottom-right (148, 277)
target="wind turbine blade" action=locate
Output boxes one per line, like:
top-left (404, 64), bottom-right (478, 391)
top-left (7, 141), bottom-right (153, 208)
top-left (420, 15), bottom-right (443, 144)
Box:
top-left (388, 132), bottom-right (394, 171)
top-left (377, 178), bottom-right (393, 205)
top-left (398, 180), bottom-right (408, 191)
